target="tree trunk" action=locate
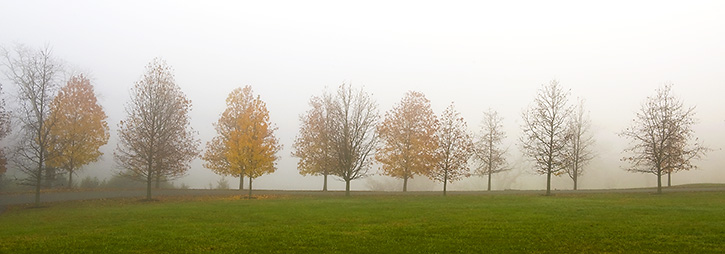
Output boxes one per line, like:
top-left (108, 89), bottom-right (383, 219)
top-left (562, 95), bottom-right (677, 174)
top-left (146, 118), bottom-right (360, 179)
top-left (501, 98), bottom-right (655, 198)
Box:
top-left (667, 172), bottom-right (671, 187)
top-left (34, 167), bottom-right (41, 206)
top-left (487, 170), bottom-right (492, 191)
top-left (488, 146), bottom-right (493, 191)
top-left (146, 171), bottom-right (152, 200)
top-left (345, 180), bottom-right (351, 196)
top-left (573, 158), bottom-right (579, 191)
top-left (155, 174), bottom-right (160, 189)
top-left (238, 173), bottom-right (244, 191)
top-left (36, 121), bottom-right (44, 206)
top-left (546, 168), bottom-right (552, 196)
top-left (44, 168), bottom-right (54, 188)
top-left (323, 173), bottom-right (328, 192)
top-left (403, 176), bottom-right (408, 192)
top-left (443, 171), bottom-right (448, 196)
top-left (68, 169), bottom-right (74, 189)
top-left (657, 170), bottom-right (662, 194)
top-left (248, 177), bottom-right (253, 198)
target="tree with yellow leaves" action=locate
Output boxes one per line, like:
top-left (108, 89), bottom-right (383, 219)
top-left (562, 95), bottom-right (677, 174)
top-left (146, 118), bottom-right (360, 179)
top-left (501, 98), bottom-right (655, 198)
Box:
top-left (46, 75), bottom-right (109, 189)
top-left (203, 86), bottom-right (281, 198)
top-left (427, 103), bottom-right (474, 196)
top-left (376, 91), bottom-right (438, 192)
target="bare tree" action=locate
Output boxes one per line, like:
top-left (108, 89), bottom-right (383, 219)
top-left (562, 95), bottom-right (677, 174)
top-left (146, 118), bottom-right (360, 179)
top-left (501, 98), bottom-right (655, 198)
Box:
top-left (0, 83), bottom-right (10, 183)
top-left (326, 84), bottom-right (379, 196)
top-left (521, 80), bottom-right (571, 196)
top-left (620, 84), bottom-right (708, 194)
top-left (1, 45), bottom-right (63, 205)
top-left (114, 58), bottom-right (199, 200)
top-left (565, 99), bottom-right (594, 190)
top-left (474, 108), bottom-right (509, 191)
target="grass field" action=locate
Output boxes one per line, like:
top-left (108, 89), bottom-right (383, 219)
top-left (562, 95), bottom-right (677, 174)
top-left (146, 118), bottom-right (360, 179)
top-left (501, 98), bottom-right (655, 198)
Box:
top-left (1, 191), bottom-right (724, 253)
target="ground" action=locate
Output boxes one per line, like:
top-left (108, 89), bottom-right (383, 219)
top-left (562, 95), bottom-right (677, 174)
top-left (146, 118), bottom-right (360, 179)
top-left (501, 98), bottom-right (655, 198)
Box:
top-left (1, 187), bottom-right (724, 253)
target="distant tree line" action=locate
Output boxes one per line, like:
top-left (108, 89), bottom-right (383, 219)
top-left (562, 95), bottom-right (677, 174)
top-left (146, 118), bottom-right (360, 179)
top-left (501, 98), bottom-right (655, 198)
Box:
top-left (293, 81), bottom-right (708, 196)
top-left (0, 44), bottom-right (710, 204)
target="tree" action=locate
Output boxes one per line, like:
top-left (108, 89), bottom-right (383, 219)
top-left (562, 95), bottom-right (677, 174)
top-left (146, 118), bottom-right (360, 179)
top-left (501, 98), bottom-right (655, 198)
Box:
top-left (0, 83), bottom-right (9, 179)
top-left (565, 99), bottom-right (594, 190)
top-left (292, 96), bottom-right (336, 191)
top-left (203, 86), bottom-right (281, 198)
top-left (114, 58), bottom-right (199, 200)
top-left (1, 45), bottom-right (63, 205)
top-left (376, 91), bottom-right (438, 192)
top-left (327, 84), bottom-right (379, 196)
top-left (620, 85), bottom-right (708, 194)
top-left (474, 108), bottom-right (509, 191)
top-left (521, 80), bottom-right (571, 196)
top-left (45, 75), bottom-right (109, 189)
top-left (203, 135), bottom-right (236, 187)
top-left (427, 103), bottom-right (473, 196)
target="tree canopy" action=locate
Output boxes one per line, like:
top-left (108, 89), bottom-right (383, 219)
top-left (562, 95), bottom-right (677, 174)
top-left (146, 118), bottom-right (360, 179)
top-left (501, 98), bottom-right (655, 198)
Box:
top-left (115, 58), bottom-right (199, 200)
top-left (376, 91), bottom-right (438, 192)
top-left (428, 103), bottom-right (473, 196)
top-left (203, 86), bottom-right (281, 197)
top-left (46, 75), bottom-right (109, 189)
top-left (520, 80), bottom-right (571, 196)
top-left (620, 85), bottom-right (708, 193)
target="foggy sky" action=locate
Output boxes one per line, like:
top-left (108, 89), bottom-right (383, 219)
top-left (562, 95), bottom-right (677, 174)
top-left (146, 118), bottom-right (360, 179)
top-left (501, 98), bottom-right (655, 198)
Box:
top-left (1, 0), bottom-right (724, 191)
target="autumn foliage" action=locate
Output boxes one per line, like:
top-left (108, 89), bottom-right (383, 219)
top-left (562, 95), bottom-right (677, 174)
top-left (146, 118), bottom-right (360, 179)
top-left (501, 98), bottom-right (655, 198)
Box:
top-left (292, 96), bottom-right (335, 191)
top-left (203, 86), bottom-right (281, 197)
top-left (293, 84), bottom-right (379, 196)
top-left (376, 91), bottom-right (438, 191)
top-left (46, 75), bottom-right (109, 188)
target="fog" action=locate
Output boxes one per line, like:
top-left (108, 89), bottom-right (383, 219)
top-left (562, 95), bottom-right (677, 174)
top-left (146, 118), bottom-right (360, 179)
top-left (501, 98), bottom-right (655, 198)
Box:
top-left (1, 1), bottom-right (723, 191)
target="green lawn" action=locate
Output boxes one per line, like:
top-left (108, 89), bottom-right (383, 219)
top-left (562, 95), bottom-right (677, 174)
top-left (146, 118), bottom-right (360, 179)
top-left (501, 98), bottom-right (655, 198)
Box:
top-left (1, 191), bottom-right (724, 253)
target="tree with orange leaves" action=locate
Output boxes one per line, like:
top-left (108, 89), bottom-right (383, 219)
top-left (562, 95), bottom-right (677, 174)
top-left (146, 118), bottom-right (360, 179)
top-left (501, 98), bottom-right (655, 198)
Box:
top-left (376, 91), bottom-right (438, 192)
top-left (46, 75), bottom-right (109, 189)
top-left (293, 84), bottom-right (379, 196)
top-left (292, 96), bottom-right (335, 191)
top-left (427, 103), bottom-right (474, 196)
top-left (203, 86), bottom-right (281, 198)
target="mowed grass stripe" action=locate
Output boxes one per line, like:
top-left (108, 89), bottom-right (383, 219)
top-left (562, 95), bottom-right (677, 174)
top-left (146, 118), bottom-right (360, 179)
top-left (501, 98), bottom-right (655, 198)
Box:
top-left (1, 192), bottom-right (724, 253)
